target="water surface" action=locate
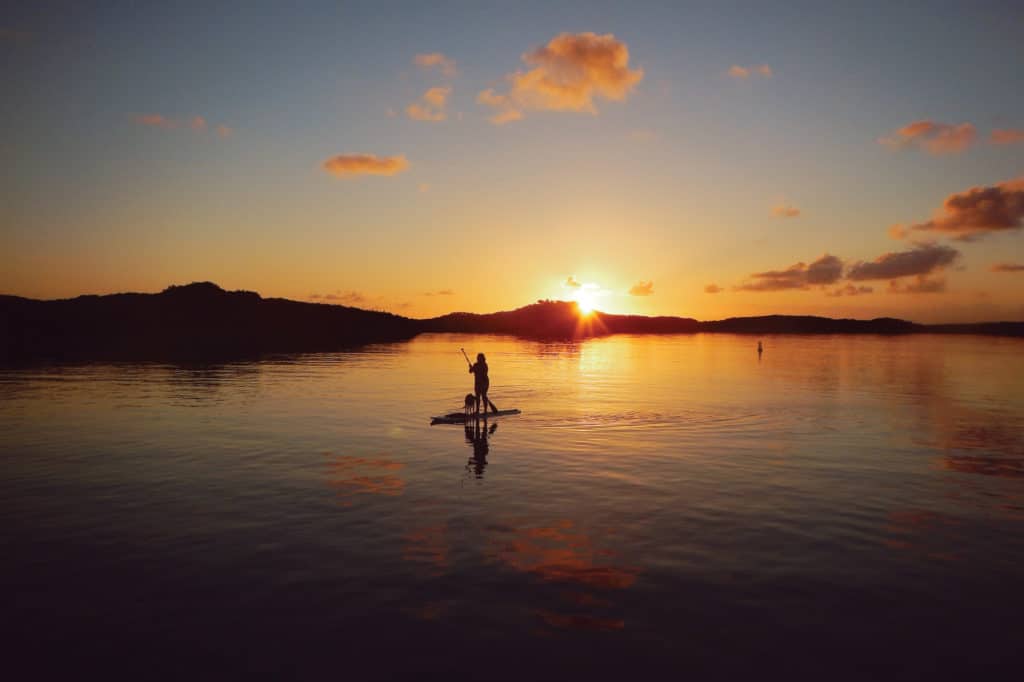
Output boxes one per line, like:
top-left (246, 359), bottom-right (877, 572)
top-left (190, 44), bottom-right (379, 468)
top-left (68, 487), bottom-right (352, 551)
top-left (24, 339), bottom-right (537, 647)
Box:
top-left (3, 333), bottom-right (1023, 679)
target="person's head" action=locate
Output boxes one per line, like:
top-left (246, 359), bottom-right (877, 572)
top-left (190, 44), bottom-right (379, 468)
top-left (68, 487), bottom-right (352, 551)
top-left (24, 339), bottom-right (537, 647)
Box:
top-left (477, 352), bottom-right (486, 362)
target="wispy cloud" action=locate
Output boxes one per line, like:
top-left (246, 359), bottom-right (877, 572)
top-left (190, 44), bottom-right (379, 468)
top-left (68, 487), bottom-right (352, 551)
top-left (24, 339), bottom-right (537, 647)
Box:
top-left (991, 262), bottom-right (1024, 273)
top-left (772, 203), bottom-right (801, 218)
top-left (190, 115), bottom-right (207, 131)
top-left (322, 153), bottom-right (409, 178)
top-left (134, 113), bottom-right (177, 129)
top-left (309, 291), bottom-right (371, 305)
top-left (887, 277), bottom-right (946, 294)
top-left (478, 32), bottom-right (643, 125)
top-left (414, 52), bottom-right (457, 78)
top-left (846, 243), bottom-right (959, 281)
top-left (735, 254), bottom-right (844, 292)
top-left (628, 129), bottom-right (657, 143)
top-left (407, 86), bottom-right (451, 122)
top-left (0, 28), bottom-right (33, 45)
top-left (564, 276), bottom-right (582, 289)
top-left (878, 120), bottom-right (977, 155)
top-left (728, 64), bottom-right (772, 79)
top-left (991, 128), bottom-right (1024, 145)
top-left (215, 124), bottom-right (233, 138)
top-left (628, 280), bottom-right (654, 296)
top-left (704, 283), bottom-right (722, 294)
top-left (423, 289), bottom-right (455, 296)
top-left (892, 176), bottom-right (1024, 242)
top-left (826, 284), bottom-right (873, 297)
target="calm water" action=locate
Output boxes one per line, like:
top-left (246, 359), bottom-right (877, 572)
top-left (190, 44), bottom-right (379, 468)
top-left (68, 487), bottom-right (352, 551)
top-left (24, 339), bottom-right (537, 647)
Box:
top-left (3, 333), bottom-right (1023, 679)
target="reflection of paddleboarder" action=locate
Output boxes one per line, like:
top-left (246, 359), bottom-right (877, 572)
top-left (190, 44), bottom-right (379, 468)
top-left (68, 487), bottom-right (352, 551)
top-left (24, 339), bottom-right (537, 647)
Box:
top-left (463, 349), bottom-right (499, 414)
top-left (465, 421), bottom-right (497, 479)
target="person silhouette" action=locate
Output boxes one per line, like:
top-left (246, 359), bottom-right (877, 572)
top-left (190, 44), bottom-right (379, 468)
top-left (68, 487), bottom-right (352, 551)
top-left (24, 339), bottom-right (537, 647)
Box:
top-left (757, 341), bottom-right (763, 356)
top-left (469, 352), bottom-right (499, 414)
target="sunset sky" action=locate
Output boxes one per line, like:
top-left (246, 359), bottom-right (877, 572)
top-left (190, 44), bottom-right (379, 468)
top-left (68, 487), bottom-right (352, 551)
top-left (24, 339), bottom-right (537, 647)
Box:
top-left (2, 1), bottom-right (1023, 322)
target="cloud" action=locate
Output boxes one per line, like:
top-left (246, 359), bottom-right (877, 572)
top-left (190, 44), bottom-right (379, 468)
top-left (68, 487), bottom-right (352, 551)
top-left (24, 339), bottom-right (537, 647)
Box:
top-left (991, 129), bottom-right (1024, 145)
top-left (564, 276), bottom-right (582, 289)
top-left (417, 182), bottom-right (430, 193)
top-left (991, 262), bottom-right (1024, 273)
top-left (628, 129), bottom-right (656, 142)
top-left (735, 254), bottom-right (844, 291)
top-left (772, 204), bottom-right (801, 218)
top-left (407, 86), bottom-right (451, 121)
top-left (728, 64), bottom-right (772, 79)
top-left (826, 284), bottom-right (874, 297)
top-left (423, 289), bottom-right (455, 296)
top-left (878, 120), bottom-right (977, 155)
top-left (887, 277), bottom-right (946, 294)
top-left (846, 243), bottom-right (959, 281)
top-left (215, 124), bottom-right (232, 138)
top-left (0, 28), bottom-right (33, 44)
top-left (190, 115), bottom-right (207, 131)
top-left (324, 291), bottom-right (368, 305)
top-left (704, 284), bottom-right (722, 294)
top-left (478, 32), bottom-right (643, 124)
top-left (414, 52), bottom-right (457, 77)
top-left (322, 153), bottom-right (409, 178)
top-left (897, 176), bottom-right (1024, 241)
top-left (134, 113), bottom-right (177, 129)
top-left (628, 280), bottom-right (654, 296)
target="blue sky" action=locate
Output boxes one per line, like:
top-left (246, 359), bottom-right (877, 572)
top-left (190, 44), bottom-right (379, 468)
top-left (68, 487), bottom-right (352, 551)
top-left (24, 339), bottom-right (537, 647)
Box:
top-left (2, 1), bottom-right (1022, 321)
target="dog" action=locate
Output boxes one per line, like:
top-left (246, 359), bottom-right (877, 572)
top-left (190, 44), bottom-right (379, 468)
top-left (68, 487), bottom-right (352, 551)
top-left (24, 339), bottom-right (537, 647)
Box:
top-left (464, 393), bottom-right (477, 417)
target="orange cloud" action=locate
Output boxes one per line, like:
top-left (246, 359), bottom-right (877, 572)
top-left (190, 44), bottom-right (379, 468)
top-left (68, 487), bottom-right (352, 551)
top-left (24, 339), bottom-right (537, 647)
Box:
top-left (887, 276), bottom-right (947, 294)
top-left (878, 120), bottom-right (977, 155)
top-left (407, 86), bottom-right (451, 122)
top-left (736, 254), bottom-right (844, 291)
top-left (190, 115), bottom-right (207, 131)
top-left (628, 280), bottom-right (654, 296)
top-left (564, 276), bottom-right (582, 289)
top-left (826, 284), bottom-right (874, 297)
top-left (414, 52), bottom-right (457, 77)
top-left (704, 284), bottom-right (722, 294)
top-left (322, 153), bottom-right (410, 178)
top-left (134, 113), bottom-right (177, 129)
top-left (772, 203), bottom-right (801, 218)
top-left (847, 243), bottom-right (959, 281)
top-left (478, 32), bottom-right (643, 124)
top-left (215, 124), bottom-right (232, 138)
top-left (991, 262), bottom-right (1024, 273)
top-left (728, 64), bottom-right (772, 79)
top-left (899, 176), bottom-right (1024, 241)
top-left (991, 129), bottom-right (1024, 145)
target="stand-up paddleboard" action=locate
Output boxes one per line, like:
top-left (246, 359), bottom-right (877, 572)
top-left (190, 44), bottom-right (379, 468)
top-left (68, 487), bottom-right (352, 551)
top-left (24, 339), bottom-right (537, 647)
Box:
top-left (430, 409), bottom-right (521, 425)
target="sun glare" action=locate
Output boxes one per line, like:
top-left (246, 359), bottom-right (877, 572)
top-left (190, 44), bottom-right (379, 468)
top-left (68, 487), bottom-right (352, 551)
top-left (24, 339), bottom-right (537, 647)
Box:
top-left (576, 290), bottom-right (595, 314)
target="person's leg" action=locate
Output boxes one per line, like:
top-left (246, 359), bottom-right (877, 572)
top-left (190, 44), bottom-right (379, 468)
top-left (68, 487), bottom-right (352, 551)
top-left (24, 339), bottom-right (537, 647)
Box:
top-left (485, 392), bottom-right (498, 413)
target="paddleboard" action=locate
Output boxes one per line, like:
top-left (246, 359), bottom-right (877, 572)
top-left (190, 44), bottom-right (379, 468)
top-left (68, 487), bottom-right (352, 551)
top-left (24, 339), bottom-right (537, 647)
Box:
top-left (430, 409), bottom-right (521, 425)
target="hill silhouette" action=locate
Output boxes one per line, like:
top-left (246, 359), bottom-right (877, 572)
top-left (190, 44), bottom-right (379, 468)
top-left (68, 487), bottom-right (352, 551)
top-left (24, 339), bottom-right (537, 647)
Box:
top-left (0, 282), bottom-right (418, 361)
top-left (1, 282), bottom-right (1021, 362)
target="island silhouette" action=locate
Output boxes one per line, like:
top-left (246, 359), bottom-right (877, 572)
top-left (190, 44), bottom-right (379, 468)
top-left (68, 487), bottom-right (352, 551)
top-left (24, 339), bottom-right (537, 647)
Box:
top-left (1, 281), bottom-right (1021, 361)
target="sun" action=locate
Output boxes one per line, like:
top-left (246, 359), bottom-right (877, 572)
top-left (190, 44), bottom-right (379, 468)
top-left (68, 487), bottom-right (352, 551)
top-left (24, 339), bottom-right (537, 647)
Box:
top-left (576, 290), bottom-right (595, 314)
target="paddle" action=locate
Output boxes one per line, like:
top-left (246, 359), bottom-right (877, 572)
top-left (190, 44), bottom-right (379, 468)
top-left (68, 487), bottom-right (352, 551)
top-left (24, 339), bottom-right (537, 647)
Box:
top-left (460, 347), bottom-right (471, 369)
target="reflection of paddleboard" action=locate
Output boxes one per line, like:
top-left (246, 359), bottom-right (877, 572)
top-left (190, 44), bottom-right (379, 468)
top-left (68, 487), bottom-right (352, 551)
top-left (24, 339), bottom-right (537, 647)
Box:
top-left (430, 409), bottom-right (521, 425)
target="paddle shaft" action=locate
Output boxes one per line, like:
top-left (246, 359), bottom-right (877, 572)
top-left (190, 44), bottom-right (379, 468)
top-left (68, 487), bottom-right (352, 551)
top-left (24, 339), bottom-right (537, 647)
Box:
top-left (460, 348), bottom-right (471, 368)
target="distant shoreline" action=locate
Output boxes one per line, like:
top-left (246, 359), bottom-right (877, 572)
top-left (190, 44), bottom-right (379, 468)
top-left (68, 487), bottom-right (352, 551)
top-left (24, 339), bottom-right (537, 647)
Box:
top-left (2, 282), bottom-right (1021, 362)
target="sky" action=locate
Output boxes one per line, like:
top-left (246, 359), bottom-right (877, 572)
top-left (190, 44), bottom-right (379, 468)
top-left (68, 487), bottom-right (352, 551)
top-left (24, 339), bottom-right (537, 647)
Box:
top-left (2, 0), bottom-right (1023, 322)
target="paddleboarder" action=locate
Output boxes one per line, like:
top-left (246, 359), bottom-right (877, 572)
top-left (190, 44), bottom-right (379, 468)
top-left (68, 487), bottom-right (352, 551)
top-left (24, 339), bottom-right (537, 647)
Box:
top-left (465, 350), bottom-right (499, 414)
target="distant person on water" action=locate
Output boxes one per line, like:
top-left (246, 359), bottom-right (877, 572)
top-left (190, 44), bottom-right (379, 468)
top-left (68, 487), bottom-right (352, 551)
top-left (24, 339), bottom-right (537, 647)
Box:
top-left (757, 341), bottom-right (763, 355)
top-left (469, 352), bottom-right (499, 414)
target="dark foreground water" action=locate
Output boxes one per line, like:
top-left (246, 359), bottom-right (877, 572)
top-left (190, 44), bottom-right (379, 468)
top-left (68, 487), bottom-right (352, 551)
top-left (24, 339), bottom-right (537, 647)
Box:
top-left (3, 333), bottom-right (1023, 680)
